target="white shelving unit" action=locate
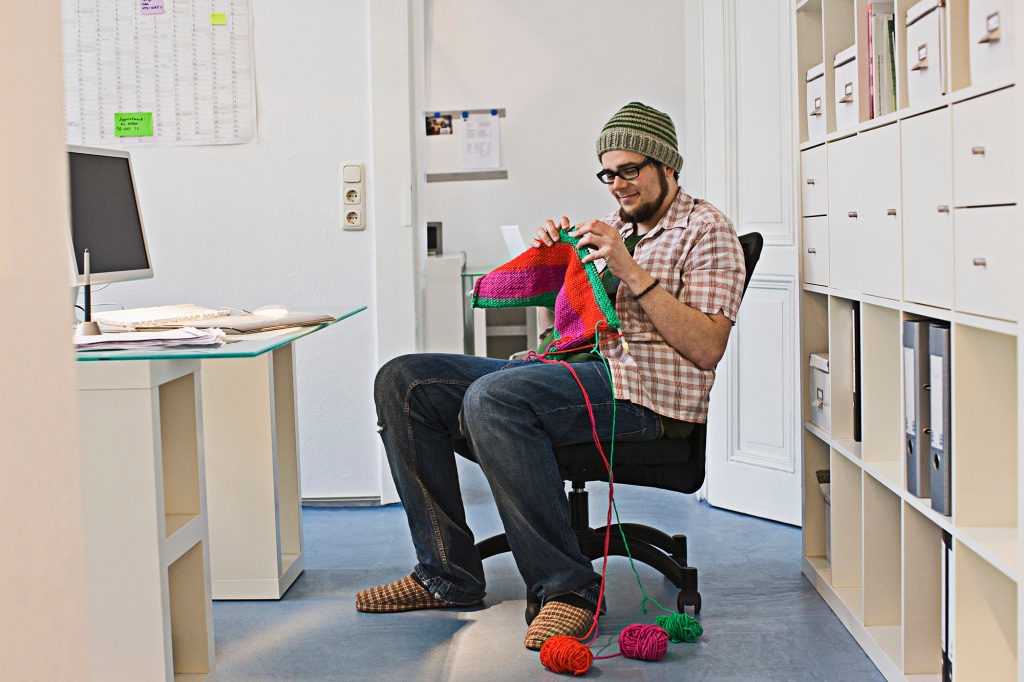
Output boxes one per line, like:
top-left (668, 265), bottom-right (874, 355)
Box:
top-left (77, 360), bottom-right (215, 681)
top-left (795, 0), bottom-right (1021, 679)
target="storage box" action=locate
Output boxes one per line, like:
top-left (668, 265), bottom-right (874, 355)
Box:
top-left (970, 0), bottom-right (1014, 86)
top-left (905, 0), bottom-right (946, 106)
top-left (809, 352), bottom-right (831, 432)
top-left (833, 45), bottom-right (858, 131)
top-left (806, 63), bottom-right (826, 141)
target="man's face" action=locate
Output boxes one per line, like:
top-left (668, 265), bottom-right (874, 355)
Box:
top-left (600, 150), bottom-right (671, 225)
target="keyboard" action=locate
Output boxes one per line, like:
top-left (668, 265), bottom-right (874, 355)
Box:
top-left (94, 304), bottom-right (225, 329)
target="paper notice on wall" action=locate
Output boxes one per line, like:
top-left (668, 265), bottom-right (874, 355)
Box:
top-left (62, 0), bottom-right (257, 147)
top-left (461, 113), bottom-right (500, 169)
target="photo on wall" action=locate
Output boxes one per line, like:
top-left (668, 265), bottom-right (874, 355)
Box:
top-left (426, 115), bottom-right (452, 136)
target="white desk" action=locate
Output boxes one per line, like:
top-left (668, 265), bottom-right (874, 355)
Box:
top-left (75, 307), bottom-right (365, 678)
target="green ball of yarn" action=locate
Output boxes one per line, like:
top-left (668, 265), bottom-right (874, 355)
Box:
top-left (655, 613), bottom-right (703, 643)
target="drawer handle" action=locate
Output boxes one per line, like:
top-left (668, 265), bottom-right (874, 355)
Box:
top-left (979, 12), bottom-right (1001, 44)
top-left (973, 258), bottom-right (987, 267)
top-left (813, 399), bottom-right (824, 409)
top-left (848, 211), bottom-right (858, 218)
top-left (887, 208), bottom-right (897, 216)
top-left (809, 107), bottom-right (822, 117)
top-left (806, 178), bottom-right (815, 185)
top-left (807, 248), bottom-right (817, 254)
top-left (937, 205), bottom-right (950, 213)
top-left (972, 146), bottom-right (986, 155)
top-left (838, 82), bottom-right (854, 104)
top-left (911, 44), bottom-right (929, 71)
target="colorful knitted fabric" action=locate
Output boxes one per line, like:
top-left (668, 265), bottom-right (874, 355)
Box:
top-left (471, 229), bottom-right (619, 359)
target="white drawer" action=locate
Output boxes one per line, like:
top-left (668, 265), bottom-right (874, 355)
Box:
top-left (905, 0), bottom-right (946, 106)
top-left (827, 136), bottom-right (861, 294)
top-left (970, 0), bottom-right (1014, 86)
top-left (803, 216), bottom-right (830, 286)
top-left (901, 108), bottom-right (954, 309)
top-left (954, 206), bottom-right (1017, 321)
top-left (801, 145), bottom-right (828, 217)
top-left (858, 124), bottom-right (902, 300)
top-left (806, 64), bottom-right (826, 141)
top-left (953, 87), bottom-right (1017, 207)
top-left (833, 45), bottom-right (858, 132)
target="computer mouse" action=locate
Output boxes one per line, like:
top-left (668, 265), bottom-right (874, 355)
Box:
top-left (253, 305), bottom-right (290, 318)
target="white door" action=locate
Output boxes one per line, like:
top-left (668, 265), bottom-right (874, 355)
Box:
top-left (685, 0), bottom-right (803, 525)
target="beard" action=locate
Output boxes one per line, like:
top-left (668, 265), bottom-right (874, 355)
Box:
top-left (618, 168), bottom-right (670, 225)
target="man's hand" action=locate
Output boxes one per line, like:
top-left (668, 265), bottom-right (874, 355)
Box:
top-left (530, 216), bottom-right (570, 248)
top-left (570, 220), bottom-right (638, 281)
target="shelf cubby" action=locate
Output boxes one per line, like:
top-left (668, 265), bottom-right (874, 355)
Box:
top-left (829, 295), bottom-right (857, 447)
top-left (168, 541), bottom-right (213, 680)
top-left (796, 0), bottom-right (825, 144)
top-left (804, 430), bottom-right (832, 563)
top-left (863, 477), bottom-right (902, 664)
top-left (831, 451), bottom-right (863, 619)
top-left (954, 541), bottom-right (1018, 679)
top-left (860, 304), bottom-right (901, 466)
top-left (160, 373), bottom-right (203, 539)
top-left (822, 0), bottom-right (857, 137)
top-left (903, 503), bottom-right (943, 676)
top-left (952, 325), bottom-right (1017, 530)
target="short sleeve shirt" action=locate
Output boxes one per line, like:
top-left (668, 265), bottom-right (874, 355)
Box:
top-left (601, 188), bottom-right (745, 423)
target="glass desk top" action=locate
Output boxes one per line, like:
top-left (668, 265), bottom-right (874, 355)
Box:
top-left (75, 306), bottom-right (366, 361)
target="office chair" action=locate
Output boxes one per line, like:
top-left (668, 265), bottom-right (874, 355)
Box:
top-left (476, 231), bottom-right (764, 623)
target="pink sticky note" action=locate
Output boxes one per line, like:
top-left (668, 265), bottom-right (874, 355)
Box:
top-left (140, 0), bottom-right (164, 15)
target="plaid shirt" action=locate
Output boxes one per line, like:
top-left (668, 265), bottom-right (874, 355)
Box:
top-left (601, 188), bottom-right (745, 423)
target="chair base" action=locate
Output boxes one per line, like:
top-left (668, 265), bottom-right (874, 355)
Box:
top-left (476, 487), bottom-right (702, 625)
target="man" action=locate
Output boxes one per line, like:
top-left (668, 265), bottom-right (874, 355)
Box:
top-left (357, 102), bottom-right (745, 650)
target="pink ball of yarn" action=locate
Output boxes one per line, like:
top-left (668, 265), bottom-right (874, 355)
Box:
top-left (618, 623), bottom-right (669, 661)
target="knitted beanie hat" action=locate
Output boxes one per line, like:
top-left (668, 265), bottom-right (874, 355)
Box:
top-left (596, 101), bottom-right (683, 172)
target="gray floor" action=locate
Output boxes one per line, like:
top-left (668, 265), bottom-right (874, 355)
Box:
top-left (213, 458), bottom-right (884, 681)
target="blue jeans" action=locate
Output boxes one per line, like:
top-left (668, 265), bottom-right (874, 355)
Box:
top-left (374, 353), bottom-right (663, 607)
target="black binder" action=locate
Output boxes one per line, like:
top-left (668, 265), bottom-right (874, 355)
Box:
top-left (929, 323), bottom-right (952, 516)
top-left (853, 303), bottom-right (862, 442)
top-left (903, 320), bottom-right (931, 497)
top-left (941, 529), bottom-right (952, 682)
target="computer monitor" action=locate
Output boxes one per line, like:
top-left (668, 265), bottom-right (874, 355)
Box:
top-left (67, 145), bottom-right (153, 286)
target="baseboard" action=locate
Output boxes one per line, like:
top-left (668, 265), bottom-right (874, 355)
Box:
top-left (302, 496), bottom-right (384, 508)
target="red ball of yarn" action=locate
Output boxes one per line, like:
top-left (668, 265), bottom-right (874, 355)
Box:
top-left (618, 623), bottom-right (669, 661)
top-left (539, 635), bottom-right (593, 675)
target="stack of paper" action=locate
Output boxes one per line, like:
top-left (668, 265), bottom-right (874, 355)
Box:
top-left (74, 327), bottom-right (226, 351)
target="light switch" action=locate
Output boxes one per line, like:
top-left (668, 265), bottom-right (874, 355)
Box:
top-left (343, 164), bottom-right (362, 183)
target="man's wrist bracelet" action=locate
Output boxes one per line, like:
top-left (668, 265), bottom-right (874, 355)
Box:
top-left (632, 279), bottom-right (659, 301)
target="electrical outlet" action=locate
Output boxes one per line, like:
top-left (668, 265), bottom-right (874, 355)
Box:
top-left (345, 209), bottom-right (362, 228)
top-left (341, 162), bottom-right (365, 230)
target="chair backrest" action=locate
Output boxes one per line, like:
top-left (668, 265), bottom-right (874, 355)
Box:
top-left (554, 230), bottom-right (766, 493)
top-left (737, 232), bottom-right (763, 300)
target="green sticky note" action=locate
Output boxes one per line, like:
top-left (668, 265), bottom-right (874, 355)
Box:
top-left (114, 112), bottom-right (154, 137)
top-left (211, 12), bottom-right (227, 25)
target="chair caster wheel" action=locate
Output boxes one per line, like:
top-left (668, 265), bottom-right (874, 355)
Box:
top-left (677, 589), bottom-right (701, 614)
top-left (525, 591), bottom-right (541, 625)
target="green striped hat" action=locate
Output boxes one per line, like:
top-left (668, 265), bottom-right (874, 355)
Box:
top-left (596, 101), bottom-right (682, 172)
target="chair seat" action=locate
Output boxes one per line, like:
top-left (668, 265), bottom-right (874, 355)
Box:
top-left (553, 423), bottom-right (707, 495)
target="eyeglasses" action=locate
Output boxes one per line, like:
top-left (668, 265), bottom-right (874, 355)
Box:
top-left (596, 158), bottom-right (654, 184)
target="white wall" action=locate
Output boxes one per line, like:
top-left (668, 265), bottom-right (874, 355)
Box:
top-left (86, 0), bottom-right (401, 500)
top-left (421, 0), bottom-right (689, 267)
top-left (1, 1), bottom-right (93, 676)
